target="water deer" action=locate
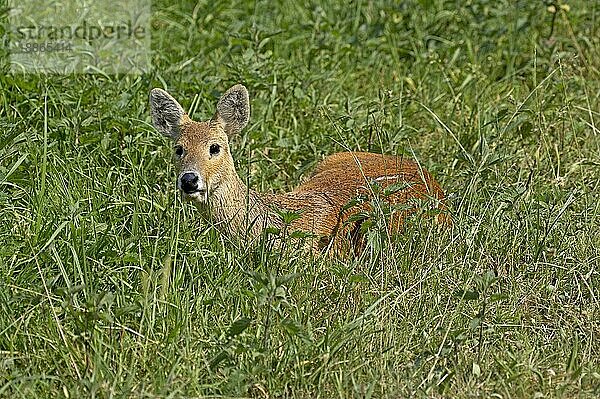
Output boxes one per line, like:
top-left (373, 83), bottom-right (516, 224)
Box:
top-left (150, 84), bottom-right (449, 254)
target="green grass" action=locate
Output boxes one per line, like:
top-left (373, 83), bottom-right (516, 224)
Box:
top-left (1, 0), bottom-right (600, 397)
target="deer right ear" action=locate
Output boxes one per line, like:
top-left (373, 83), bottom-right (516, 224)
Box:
top-left (150, 88), bottom-right (186, 139)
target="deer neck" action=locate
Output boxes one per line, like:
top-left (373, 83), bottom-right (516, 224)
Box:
top-left (206, 171), bottom-right (275, 237)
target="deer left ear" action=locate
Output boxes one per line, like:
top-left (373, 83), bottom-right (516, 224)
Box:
top-left (215, 84), bottom-right (250, 137)
top-left (150, 88), bottom-right (186, 139)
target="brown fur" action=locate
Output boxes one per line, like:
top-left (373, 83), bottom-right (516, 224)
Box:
top-left (273, 152), bottom-right (449, 253)
top-left (150, 85), bottom-right (450, 255)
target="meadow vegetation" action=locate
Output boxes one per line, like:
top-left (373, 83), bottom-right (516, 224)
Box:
top-left (1, 0), bottom-right (599, 397)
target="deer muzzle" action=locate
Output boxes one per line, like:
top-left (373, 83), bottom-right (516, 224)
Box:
top-left (178, 171), bottom-right (207, 200)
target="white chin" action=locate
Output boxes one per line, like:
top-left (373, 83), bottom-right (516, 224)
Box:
top-left (183, 191), bottom-right (208, 202)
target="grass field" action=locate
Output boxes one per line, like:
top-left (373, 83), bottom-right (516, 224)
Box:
top-left (1, 0), bottom-right (600, 397)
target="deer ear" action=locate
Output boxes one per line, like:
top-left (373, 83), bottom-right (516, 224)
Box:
top-left (150, 88), bottom-right (186, 139)
top-left (215, 84), bottom-right (250, 136)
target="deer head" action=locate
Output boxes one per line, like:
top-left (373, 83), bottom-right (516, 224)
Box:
top-left (149, 85), bottom-right (250, 203)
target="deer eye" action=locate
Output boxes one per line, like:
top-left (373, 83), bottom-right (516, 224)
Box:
top-left (174, 145), bottom-right (184, 157)
top-left (209, 143), bottom-right (221, 156)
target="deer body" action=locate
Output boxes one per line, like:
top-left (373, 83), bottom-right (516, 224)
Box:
top-left (150, 85), bottom-right (448, 254)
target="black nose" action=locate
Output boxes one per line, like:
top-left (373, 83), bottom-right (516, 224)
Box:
top-left (180, 172), bottom-right (199, 194)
